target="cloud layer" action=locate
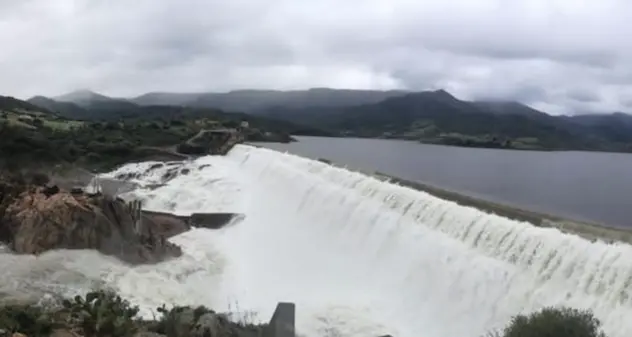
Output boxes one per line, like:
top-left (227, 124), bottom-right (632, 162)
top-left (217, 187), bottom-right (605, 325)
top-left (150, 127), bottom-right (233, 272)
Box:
top-left (1, 0), bottom-right (631, 114)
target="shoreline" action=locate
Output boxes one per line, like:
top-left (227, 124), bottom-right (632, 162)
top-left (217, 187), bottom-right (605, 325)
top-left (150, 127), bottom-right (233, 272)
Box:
top-left (308, 154), bottom-right (632, 245)
top-left (293, 134), bottom-right (632, 155)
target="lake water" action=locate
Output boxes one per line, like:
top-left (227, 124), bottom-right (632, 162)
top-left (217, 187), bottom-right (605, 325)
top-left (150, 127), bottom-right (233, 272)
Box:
top-left (258, 136), bottom-right (632, 228)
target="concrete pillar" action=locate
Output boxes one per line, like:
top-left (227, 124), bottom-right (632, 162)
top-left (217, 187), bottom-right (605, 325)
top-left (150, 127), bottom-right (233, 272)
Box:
top-left (264, 302), bottom-right (295, 337)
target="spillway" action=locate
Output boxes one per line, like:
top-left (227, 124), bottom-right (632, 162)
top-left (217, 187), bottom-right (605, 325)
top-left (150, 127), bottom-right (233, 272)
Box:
top-left (2, 144), bottom-right (632, 337)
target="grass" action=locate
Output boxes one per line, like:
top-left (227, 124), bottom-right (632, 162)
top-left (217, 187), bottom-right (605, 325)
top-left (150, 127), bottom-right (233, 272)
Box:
top-left (41, 119), bottom-right (84, 131)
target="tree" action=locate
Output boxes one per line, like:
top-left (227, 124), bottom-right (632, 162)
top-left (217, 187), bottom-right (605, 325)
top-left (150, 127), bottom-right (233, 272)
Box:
top-left (498, 307), bottom-right (607, 337)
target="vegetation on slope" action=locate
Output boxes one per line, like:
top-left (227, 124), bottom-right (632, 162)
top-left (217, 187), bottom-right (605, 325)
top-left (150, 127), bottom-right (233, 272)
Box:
top-left (25, 92), bottom-right (331, 137)
top-left (0, 114), bottom-right (195, 171)
top-left (490, 306), bottom-right (607, 337)
top-left (0, 289), bottom-right (608, 337)
top-left (1, 95), bottom-right (330, 171)
top-left (34, 88), bottom-right (632, 152)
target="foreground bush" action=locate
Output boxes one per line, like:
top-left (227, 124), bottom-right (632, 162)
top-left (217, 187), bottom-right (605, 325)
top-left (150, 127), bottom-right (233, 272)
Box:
top-left (0, 304), bottom-right (54, 336)
top-left (495, 307), bottom-right (607, 337)
top-left (62, 291), bottom-right (140, 337)
top-left (0, 290), bottom-right (266, 337)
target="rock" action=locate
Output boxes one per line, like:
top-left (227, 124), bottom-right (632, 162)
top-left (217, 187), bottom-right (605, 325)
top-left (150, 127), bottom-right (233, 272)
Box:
top-left (0, 185), bottom-right (183, 265)
top-left (42, 185), bottom-right (60, 198)
top-left (115, 172), bottom-right (140, 181)
top-left (11, 333), bottom-right (26, 337)
top-left (161, 167), bottom-right (180, 182)
top-left (180, 168), bottom-right (190, 175)
top-left (142, 214), bottom-right (189, 239)
top-left (148, 163), bottom-right (164, 171)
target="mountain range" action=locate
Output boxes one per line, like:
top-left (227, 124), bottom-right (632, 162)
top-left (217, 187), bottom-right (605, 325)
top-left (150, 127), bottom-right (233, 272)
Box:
top-left (15, 88), bottom-right (632, 152)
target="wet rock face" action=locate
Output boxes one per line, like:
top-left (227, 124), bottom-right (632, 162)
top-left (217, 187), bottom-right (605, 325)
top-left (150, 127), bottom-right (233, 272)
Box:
top-left (0, 181), bottom-right (189, 265)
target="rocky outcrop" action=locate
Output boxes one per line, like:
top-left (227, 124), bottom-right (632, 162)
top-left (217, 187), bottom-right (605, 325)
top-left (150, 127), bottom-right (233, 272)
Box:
top-left (0, 177), bottom-right (190, 265)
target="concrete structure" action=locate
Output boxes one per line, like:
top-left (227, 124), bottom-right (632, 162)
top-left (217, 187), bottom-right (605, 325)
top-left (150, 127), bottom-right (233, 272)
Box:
top-left (264, 302), bottom-right (296, 337)
top-left (140, 210), bottom-right (242, 230)
top-left (87, 176), bottom-right (139, 198)
top-left (307, 156), bottom-right (632, 245)
top-left (189, 213), bottom-right (241, 229)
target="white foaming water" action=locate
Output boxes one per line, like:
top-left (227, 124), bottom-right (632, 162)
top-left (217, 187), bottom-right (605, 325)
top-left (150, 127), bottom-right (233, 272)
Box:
top-left (2, 144), bottom-right (632, 337)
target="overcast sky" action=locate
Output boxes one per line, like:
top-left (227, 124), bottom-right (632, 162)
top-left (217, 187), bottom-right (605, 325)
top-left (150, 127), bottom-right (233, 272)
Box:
top-left (0, 0), bottom-right (630, 114)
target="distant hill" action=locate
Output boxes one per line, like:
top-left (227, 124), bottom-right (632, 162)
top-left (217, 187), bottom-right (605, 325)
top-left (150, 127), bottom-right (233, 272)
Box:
top-left (54, 89), bottom-right (113, 104)
top-left (25, 94), bottom-right (332, 136)
top-left (1, 95), bottom-right (83, 133)
top-left (130, 88), bottom-right (409, 112)
top-left (259, 89), bottom-right (632, 152)
top-left (2, 95), bottom-right (334, 171)
top-left (471, 101), bottom-right (548, 118)
top-left (27, 96), bottom-right (89, 120)
top-left (1, 95), bottom-right (53, 114)
top-left (132, 92), bottom-right (204, 106)
top-left (53, 90), bottom-right (139, 112)
top-left (563, 112), bottom-right (632, 144)
top-left (24, 88), bottom-right (632, 153)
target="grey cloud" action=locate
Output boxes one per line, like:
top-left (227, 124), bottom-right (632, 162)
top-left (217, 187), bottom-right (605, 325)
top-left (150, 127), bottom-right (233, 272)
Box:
top-left (1, 0), bottom-right (632, 115)
top-left (566, 88), bottom-right (601, 103)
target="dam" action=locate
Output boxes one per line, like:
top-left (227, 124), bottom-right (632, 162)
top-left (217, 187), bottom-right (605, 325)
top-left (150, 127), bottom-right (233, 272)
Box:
top-left (2, 144), bottom-right (631, 337)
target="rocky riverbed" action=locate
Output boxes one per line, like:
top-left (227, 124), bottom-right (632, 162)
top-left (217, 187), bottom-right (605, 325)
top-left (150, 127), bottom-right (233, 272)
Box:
top-left (0, 170), bottom-right (268, 337)
top-left (0, 172), bottom-right (188, 265)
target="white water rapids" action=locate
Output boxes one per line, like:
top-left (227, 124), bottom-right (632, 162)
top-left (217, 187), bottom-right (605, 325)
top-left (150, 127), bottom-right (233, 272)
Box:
top-left (2, 144), bottom-right (632, 337)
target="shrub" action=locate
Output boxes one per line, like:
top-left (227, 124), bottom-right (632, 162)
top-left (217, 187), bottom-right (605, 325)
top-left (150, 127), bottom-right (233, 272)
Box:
top-left (32, 118), bottom-right (44, 127)
top-left (62, 290), bottom-right (140, 337)
top-left (500, 307), bottom-right (606, 337)
top-left (149, 304), bottom-right (214, 337)
top-left (0, 304), bottom-right (55, 335)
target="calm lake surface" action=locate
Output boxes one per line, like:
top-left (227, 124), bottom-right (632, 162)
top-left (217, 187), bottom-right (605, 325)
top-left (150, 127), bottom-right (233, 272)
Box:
top-left (258, 136), bottom-right (632, 228)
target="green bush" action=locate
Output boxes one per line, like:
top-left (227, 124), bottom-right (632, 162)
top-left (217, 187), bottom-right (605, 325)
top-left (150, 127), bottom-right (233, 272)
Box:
top-left (0, 304), bottom-right (55, 336)
top-left (62, 290), bottom-right (140, 337)
top-left (149, 304), bottom-right (215, 337)
top-left (500, 307), bottom-right (606, 337)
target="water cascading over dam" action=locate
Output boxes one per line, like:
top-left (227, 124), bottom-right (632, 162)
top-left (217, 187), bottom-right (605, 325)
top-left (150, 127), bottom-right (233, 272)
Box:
top-left (1, 144), bottom-right (632, 337)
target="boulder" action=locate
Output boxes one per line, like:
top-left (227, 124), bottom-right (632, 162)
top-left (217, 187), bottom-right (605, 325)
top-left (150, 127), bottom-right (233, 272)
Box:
top-left (143, 214), bottom-right (190, 239)
top-left (0, 183), bottom-right (186, 265)
top-left (151, 307), bottom-right (251, 337)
